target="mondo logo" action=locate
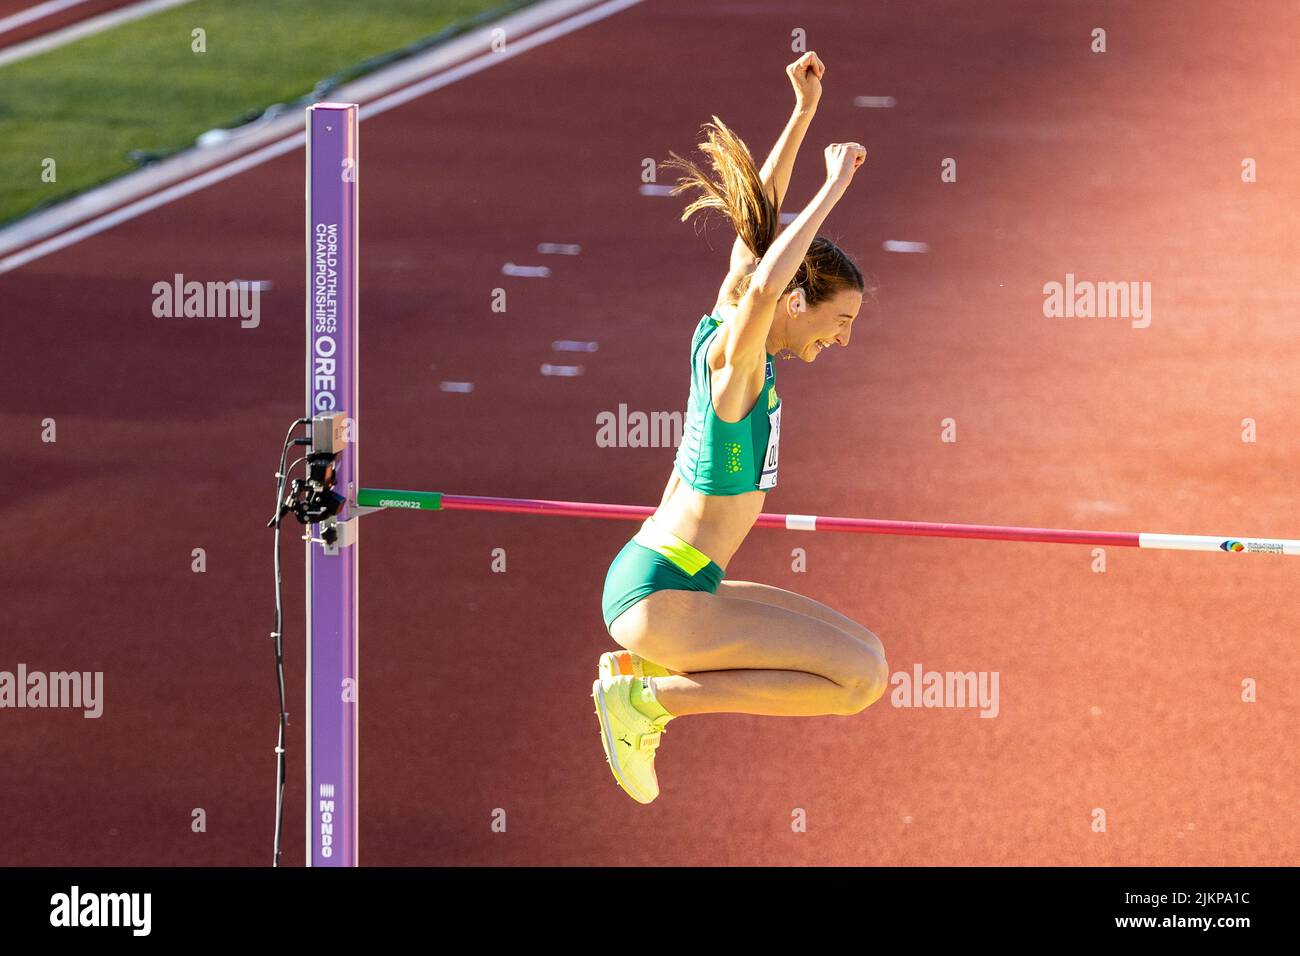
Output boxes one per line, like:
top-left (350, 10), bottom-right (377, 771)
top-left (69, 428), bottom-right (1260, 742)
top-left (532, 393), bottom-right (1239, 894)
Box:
top-left (319, 783), bottom-right (336, 859)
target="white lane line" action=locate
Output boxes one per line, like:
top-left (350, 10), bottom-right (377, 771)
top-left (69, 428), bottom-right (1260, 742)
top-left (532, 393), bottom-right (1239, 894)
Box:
top-left (1, 133), bottom-right (303, 273)
top-left (0, 0), bottom-right (196, 67)
top-left (501, 263), bottom-right (551, 277)
top-left (362, 0), bottom-right (642, 119)
top-left (540, 364), bottom-right (583, 377)
top-left (0, 0), bottom-right (644, 273)
top-left (883, 240), bottom-right (929, 253)
top-left (0, 0), bottom-right (91, 36)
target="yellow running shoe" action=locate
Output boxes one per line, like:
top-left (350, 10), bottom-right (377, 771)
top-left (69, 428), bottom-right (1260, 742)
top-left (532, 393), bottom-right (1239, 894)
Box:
top-left (592, 675), bottom-right (667, 804)
top-left (597, 650), bottom-right (671, 680)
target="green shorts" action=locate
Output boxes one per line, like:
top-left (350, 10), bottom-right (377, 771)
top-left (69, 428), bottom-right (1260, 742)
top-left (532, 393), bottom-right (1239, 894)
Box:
top-left (601, 517), bottom-right (725, 633)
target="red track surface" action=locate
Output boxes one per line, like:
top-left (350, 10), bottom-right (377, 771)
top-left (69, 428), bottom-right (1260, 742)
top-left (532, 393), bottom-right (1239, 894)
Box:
top-left (0, 0), bottom-right (141, 49)
top-left (3, 0), bottom-right (1299, 866)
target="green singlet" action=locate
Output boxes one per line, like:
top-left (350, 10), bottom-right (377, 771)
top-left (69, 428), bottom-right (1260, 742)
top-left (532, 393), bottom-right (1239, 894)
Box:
top-left (600, 310), bottom-right (782, 634)
top-left (672, 311), bottom-right (782, 495)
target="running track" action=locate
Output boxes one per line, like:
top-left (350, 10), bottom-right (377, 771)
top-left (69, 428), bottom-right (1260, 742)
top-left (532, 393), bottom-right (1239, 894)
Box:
top-left (0, 0), bottom-right (153, 49)
top-left (3, 0), bottom-right (1298, 865)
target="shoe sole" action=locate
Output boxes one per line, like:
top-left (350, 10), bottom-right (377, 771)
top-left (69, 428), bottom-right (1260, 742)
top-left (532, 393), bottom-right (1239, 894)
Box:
top-left (591, 679), bottom-right (654, 805)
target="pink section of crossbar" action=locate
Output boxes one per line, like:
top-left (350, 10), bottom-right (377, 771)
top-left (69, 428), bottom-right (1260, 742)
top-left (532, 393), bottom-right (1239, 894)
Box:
top-left (436, 494), bottom-right (1143, 548)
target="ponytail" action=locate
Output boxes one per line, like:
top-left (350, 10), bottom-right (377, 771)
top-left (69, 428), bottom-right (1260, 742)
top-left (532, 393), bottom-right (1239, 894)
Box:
top-left (662, 115), bottom-right (780, 264)
top-left (663, 115), bottom-right (870, 306)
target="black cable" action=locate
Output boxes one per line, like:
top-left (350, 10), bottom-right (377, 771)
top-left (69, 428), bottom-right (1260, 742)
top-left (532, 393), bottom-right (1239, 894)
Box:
top-left (269, 419), bottom-right (310, 867)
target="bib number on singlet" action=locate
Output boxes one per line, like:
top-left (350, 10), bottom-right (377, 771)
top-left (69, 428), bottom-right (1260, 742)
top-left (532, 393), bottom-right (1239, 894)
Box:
top-left (759, 404), bottom-right (781, 490)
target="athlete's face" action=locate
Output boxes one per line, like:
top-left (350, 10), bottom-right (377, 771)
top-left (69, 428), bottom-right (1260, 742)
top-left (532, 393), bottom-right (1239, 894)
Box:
top-left (791, 288), bottom-right (863, 363)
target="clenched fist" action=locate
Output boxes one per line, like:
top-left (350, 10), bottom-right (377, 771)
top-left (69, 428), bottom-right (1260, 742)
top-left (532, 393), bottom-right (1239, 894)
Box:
top-left (787, 52), bottom-right (825, 108)
top-left (824, 142), bottom-right (867, 188)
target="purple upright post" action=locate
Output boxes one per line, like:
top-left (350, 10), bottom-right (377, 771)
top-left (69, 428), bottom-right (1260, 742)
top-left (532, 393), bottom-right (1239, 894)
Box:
top-left (305, 103), bottom-right (359, 866)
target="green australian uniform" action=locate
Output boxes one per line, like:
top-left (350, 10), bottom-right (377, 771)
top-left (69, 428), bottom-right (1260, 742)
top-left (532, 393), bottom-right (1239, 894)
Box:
top-left (673, 311), bottom-right (782, 494)
top-left (601, 311), bottom-right (782, 632)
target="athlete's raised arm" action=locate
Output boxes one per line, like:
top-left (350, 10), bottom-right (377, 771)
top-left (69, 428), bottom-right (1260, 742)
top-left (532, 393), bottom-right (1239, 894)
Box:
top-left (723, 141), bottom-right (865, 364)
top-left (719, 53), bottom-right (824, 298)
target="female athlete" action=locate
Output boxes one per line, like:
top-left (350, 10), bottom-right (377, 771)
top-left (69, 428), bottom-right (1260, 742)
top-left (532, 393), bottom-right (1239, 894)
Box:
top-left (593, 52), bottom-right (888, 803)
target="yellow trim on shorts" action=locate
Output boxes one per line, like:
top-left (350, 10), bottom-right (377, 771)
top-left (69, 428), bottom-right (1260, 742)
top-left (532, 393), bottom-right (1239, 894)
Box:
top-left (632, 518), bottom-right (712, 576)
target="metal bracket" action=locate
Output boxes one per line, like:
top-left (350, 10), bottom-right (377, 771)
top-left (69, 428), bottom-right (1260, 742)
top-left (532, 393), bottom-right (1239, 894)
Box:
top-left (306, 497), bottom-right (382, 555)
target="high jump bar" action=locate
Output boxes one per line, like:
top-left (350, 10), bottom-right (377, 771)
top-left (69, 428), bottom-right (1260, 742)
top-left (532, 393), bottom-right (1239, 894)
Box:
top-left (353, 489), bottom-right (1300, 555)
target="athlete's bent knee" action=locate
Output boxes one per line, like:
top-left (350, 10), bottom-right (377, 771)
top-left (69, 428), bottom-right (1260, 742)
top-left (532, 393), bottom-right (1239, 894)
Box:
top-left (834, 648), bottom-right (889, 715)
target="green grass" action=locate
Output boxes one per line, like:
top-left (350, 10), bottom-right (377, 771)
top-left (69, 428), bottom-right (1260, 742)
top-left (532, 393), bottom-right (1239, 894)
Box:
top-left (0, 0), bottom-right (522, 224)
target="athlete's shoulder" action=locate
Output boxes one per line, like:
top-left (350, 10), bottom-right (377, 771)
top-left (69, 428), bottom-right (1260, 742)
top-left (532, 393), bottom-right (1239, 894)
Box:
top-left (699, 307), bottom-right (726, 329)
top-left (690, 307), bottom-right (724, 351)
top-left (711, 302), bottom-right (737, 323)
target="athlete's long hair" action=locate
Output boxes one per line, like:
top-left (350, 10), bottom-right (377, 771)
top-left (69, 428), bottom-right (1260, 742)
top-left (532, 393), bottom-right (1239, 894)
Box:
top-left (662, 115), bottom-right (873, 306)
